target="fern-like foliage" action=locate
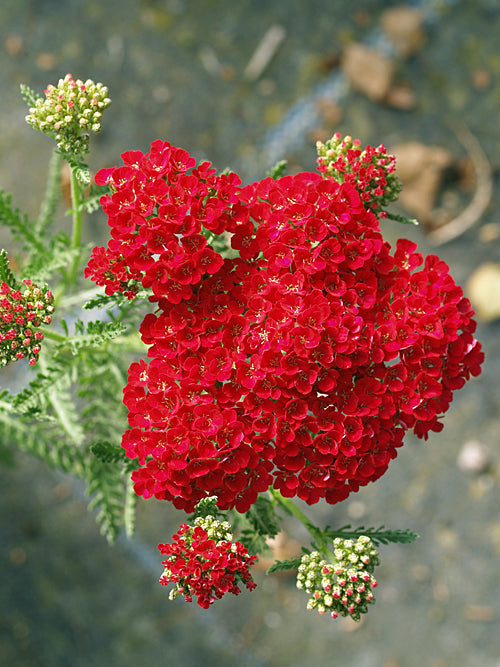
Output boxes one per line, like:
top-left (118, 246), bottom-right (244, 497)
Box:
top-left (25, 234), bottom-right (83, 284)
top-left (12, 360), bottom-right (72, 415)
top-left (54, 320), bottom-right (127, 356)
top-left (324, 524), bottom-right (419, 546)
top-left (267, 554), bottom-right (307, 575)
top-left (83, 289), bottom-right (150, 313)
top-left (80, 183), bottom-right (111, 214)
top-left (1, 82), bottom-right (142, 546)
top-left (19, 83), bottom-right (41, 108)
top-left (0, 249), bottom-right (20, 289)
top-left (91, 440), bottom-right (129, 465)
top-left (266, 160), bottom-right (287, 180)
top-left (0, 189), bottom-right (45, 253)
top-left (234, 496), bottom-right (282, 556)
top-left (86, 457), bottom-right (132, 543)
top-left (62, 152), bottom-right (91, 185)
top-left (0, 408), bottom-right (86, 475)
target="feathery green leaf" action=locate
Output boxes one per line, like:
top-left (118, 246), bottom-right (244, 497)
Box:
top-left (324, 524), bottom-right (419, 546)
top-left (0, 189), bottom-right (45, 253)
top-left (0, 249), bottom-right (20, 289)
top-left (20, 83), bottom-right (41, 108)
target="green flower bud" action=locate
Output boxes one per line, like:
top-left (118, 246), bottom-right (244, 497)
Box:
top-left (25, 73), bottom-right (111, 154)
top-left (296, 536), bottom-right (380, 621)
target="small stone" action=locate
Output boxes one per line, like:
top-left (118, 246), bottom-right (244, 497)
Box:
top-left (457, 440), bottom-right (490, 474)
top-left (220, 65), bottom-right (236, 82)
top-left (463, 605), bottom-right (495, 622)
top-left (315, 98), bottom-right (343, 126)
top-left (342, 43), bottom-right (395, 102)
top-left (35, 52), bottom-right (59, 70)
top-left (391, 142), bottom-right (454, 225)
top-left (152, 85), bottom-right (171, 104)
top-left (478, 223), bottom-right (500, 243)
top-left (381, 7), bottom-right (426, 58)
top-left (385, 83), bottom-right (417, 110)
top-left (466, 263), bottom-right (500, 322)
top-left (4, 34), bottom-right (24, 57)
top-left (471, 68), bottom-right (491, 90)
top-left (307, 126), bottom-right (333, 144)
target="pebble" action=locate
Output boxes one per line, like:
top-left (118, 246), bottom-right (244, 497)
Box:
top-left (341, 43), bottom-right (395, 102)
top-left (391, 141), bottom-right (454, 227)
top-left (380, 7), bottom-right (426, 58)
top-left (457, 440), bottom-right (491, 474)
top-left (466, 263), bottom-right (500, 322)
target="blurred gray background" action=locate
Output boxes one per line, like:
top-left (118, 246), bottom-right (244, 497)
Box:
top-left (0, 1), bottom-right (499, 665)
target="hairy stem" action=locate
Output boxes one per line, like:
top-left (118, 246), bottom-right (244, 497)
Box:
top-left (269, 488), bottom-right (331, 556)
top-left (67, 165), bottom-right (84, 282)
top-left (35, 148), bottom-right (63, 235)
top-left (38, 326), bottom-right (67, 343)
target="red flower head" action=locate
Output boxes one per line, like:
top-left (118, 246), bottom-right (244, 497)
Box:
top-left (86, 138), bottom-right (483, 515)
top-left (158, 515), bottom-right (257, 608)
top-left (0, 279), bottom-right (54, 366)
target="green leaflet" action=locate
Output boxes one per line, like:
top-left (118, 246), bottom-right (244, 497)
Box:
top-left (324, 524), bottom-right (419, 546)
top-left (86, 457), bottom-right (133, 543)
top-left (266, 159), bottom-right (287, 179)
top-left (0, 189), bottom-right (45, 253)
top-left (0, 249), bottom-right (19, 289)
top-left (55, 320), bottom-right (127, 356)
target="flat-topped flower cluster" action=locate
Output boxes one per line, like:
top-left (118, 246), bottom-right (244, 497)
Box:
top-left (85, 137), bottom-right (483, 515)
top-left (159, 515), bottom-right (256, 609)
top-left (25, 73), bottom-right (111, 154)
top-left (297, 536), bottom-right (379, 620)
top-left (0, 279), bottom-right (54, 366)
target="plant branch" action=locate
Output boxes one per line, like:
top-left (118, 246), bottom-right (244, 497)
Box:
top-left (269, 488), bottom-right (331, 555)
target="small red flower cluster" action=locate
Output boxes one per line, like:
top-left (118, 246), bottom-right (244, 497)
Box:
top-left (0, 279), bottom-right (54, 366)
top-left (85, 138), bottom-right (483, 513)
top-left (158, 516), bottom-right (257, 609)
top-left (316, 133), bottom-right (401, 217)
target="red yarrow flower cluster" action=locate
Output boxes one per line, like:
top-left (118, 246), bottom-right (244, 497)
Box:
top-left (85, 137), bottom-right (483, 514)
top-left (158, 516), bottom-right (257, 609)
top-left (0, 279), bottom-right (54, 366)
top-left (316, 133), bottom-right (401, 218)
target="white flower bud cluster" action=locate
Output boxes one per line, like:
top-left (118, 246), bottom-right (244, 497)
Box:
top-left (296, 536), bottom-right (379, 621)
top-left (194, 515), bottom-right (233, 543)
top-left (25, 73), bottom-right (111, 154)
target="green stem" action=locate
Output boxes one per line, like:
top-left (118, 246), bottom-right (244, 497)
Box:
top-left (35, 149), bottom-right (63, 235)
top-left (67, 165), bottom-right (84, 282)
top-left (269, 488), bottom-right (331, 556)
top-left (384, 211), bottom-right (419, 226)
top-left (38, 326), bottom-right (67, 343)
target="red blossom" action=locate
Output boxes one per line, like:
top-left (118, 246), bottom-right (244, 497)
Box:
top-left (159, 518), bottom-right (256, 608)
top-left (85, 138), bottom-right (484, 515)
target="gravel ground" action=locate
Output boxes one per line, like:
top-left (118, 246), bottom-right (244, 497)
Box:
top-left (0, 1), bottom-right (499, 665)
